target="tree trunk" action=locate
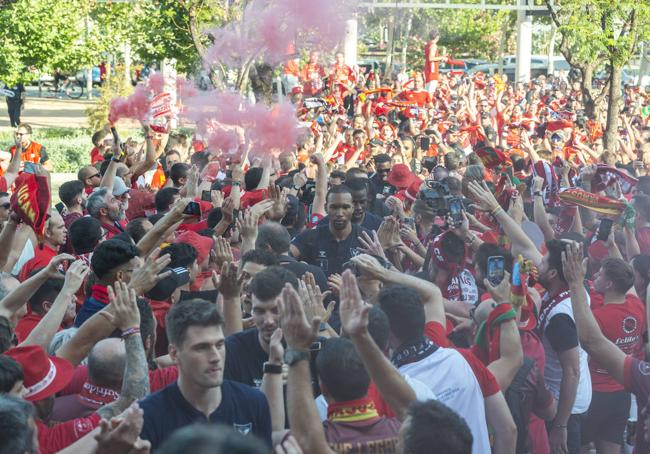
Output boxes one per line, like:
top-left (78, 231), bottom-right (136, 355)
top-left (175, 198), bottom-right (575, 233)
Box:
top-left (604, 64), bottom-right (623, 154)
top-left (400, 12), bottom-right (413, 68)
top-left (581, 65), bottom-right (597, 118)
top-left (385, 16), bottom-right (395, 79)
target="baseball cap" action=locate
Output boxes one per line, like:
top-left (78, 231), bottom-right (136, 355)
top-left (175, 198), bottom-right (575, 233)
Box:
top-left (144, 267), bottom-right (190, 301)
top-left (112, 178), bottom-right (131, 197)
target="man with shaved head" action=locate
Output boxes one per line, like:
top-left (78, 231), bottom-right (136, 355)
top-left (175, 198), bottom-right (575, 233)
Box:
top-left (50, 338), bottom-right (126, 421)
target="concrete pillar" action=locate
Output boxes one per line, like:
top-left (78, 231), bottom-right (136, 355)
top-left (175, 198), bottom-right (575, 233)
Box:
top-left (344, 18), bottom-right (358, 67)
top-left (515, 0), bottom-right (533, 83)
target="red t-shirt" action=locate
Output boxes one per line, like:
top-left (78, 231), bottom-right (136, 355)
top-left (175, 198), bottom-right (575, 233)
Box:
top-left (0, 175), bottom-right (7, 192)
top-left (240, 189), bottom-right (267, 209)
top-left (90, 147), bottom-right (104, 165)
top-left (623, 356), bottom-right (650, 453)
top-left (37, 413), bottom-right (100, 454)
top-left (591, 295), bottom-right (646, 392)
top-left (14, 313), bottom-right (63, 343)
top-left (397, 90), bottom-right (431, 108)
top-left (18, 244), bottom-right (58, 282)
top-left (637, 226), bottom-right (650, 255)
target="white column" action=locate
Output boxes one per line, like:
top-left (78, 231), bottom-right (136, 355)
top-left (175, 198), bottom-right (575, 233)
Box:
top-left (161, 58), bottom-right (178, 128)
top-left (515, 0), bottom-right (533, 83)
top-left (344, 18), bottom-right (358, 67)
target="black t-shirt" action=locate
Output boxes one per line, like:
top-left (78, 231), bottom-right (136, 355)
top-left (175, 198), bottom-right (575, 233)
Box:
top-left (318, 211), bottom-right (383, 232)
top-left (224, 328), bottom-right (268, 387)
top-left (291, 223), bottom-right (370, 276)
top-left (3, 83), bottom-right (24, 103)
top-left (545, 314), bottom-right (579, 352)
top-left (139, 380), bottom-right (272, 450)
top-left (278, 255), bottom-right (329, 292)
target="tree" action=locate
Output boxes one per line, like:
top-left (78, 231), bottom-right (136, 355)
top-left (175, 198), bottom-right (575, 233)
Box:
top-left (548, 1), bottom-right (650, 154)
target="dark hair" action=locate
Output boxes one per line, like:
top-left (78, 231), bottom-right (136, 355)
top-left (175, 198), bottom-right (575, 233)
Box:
top-left (0, 356), bottom-right (23, 393)
top-left (444, 153), bottom-right (460, 171)
top-left (16, 123), bottom-right (32, 134)
top-left (155, 187), bottom-right (180, 213)
top-left (126, 217), bottom-right (151, 244)
top-left (403, 400), bottom-right (473, 454)
top-left (632, 255), bottom-right (650, 291)
top-left (161, 243), bottom-right (198, 269)
top-left (190, 152), bottom-right (209, 171)
top-left (255, 222), bottom-right (291, 254)
top-left (111, 232), bottom-right (134, 245)
top-left (326, 184), bottom-right (352, 204)
top-left (91, 239), bottom-right (139, 280)
top-left (27, 271), bottom-right (64, 314)
top-left (545, 240), bottom-right (567, 284)
top-left (378, 285), bottom-right (424, 344)
top-left (474, 244), bottom-right (513, 276)
top-left (316, 338), bottom-right (370, 402)
top-left (166, 299), bottom-right (223, 348)
top-left (148, 212), bottom-right (166, 225)
top-left (169, 163), bottom-right (190, 187)
top-left (330, 170), bottom-right (346, 182)
top-left (207, 208), bottom-right (223, 229)
top-left (440, 232), bottom-right (466, 265)
top-left (158, 423), bottom-right (268, 454)
top-left (633, 194), bottom-right (650, 222)
top-left (244, 167), bottom-right (263, 192)
top-left (0, 394), bottom-right (36, 454)
top-left (346, 177), bottom-right (369, 193)
top-left (240, 249), bottom-right (279, 269)
top-left (0, 316), bottom-right (11, 354)
top-left (373, 153), bottom-right (391, 165)
top-left (250, 266), bottom-right (298, 301)
top-left (345, 168), bottom-right (368, 180)
top-left (636, 176), bottom-right (650, 196)
top-left (600, 258), bottom-right (634, 294)
top-left (91, 129), bottom-right (109, 147)
top-left (69, 217), bottom-right (103, 255)
top-left (366, 306), bottom-right (390, 351)
top-left (0, 192), bottom-right (8, 198)
top-left (58, 180), bottom-right (85, 207)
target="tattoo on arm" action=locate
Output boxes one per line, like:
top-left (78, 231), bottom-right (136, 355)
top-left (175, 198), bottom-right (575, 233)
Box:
top-left (96, 334), bottom-right (150, 419)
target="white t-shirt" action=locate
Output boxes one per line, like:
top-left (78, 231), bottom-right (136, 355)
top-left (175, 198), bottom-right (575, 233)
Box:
top-left (541, 294), bottom-right (592, 414)
top-left (398, 346), bottom-right (491, 454)
top-left (314, 374), bottom-right (436, 421)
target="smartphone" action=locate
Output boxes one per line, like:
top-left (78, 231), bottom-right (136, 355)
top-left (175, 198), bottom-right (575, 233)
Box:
top-left (448, 197), bottom-right (463, 225)
top-left (201, 190), bottom-right (212, 202)
top-left (597, 218), bottom-right (613, 242)
top-left (403, 217), bottom-right (415, 229)
top-left (23, 162), bottom-right (37, 174)
top-left (110, 126), bottom-right (121, 148)
top-left (487, 256), bottom-right (506, 286)
top-left (183, 201), bottom-right (201, 216)
top-left (421, 136), bottom-right (431, 151)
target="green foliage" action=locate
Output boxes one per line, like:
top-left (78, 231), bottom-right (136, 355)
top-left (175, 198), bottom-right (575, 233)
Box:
top-left (86, 66), bottom-right (134, 132)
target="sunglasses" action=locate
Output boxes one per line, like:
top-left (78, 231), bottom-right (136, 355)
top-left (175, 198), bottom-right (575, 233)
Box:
top-left (88, 173), bottom-right (101, 179)
top-left (0, 203), bottom-right (10, 209)
top-left (378, 168), bottom-right (391, 173)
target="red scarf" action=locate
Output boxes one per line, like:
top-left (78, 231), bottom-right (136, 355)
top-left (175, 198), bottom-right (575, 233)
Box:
top-left (537, 288), bottom-right (570, 333)
top-left (78, 382), bottom-right (119, 407)
top-left (327, 396), bottom-right (380, 423)
top-left (91, 285), bottom-right (110, 305)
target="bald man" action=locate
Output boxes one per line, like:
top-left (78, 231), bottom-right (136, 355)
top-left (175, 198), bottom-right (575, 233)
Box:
top-left (50, 338), bottom-right (126, 422)
top-left (78, 165), bottom-right (101, 195)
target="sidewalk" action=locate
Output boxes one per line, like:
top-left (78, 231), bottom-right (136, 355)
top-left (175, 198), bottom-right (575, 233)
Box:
top-left (0, 96), bottom-right (94, 130)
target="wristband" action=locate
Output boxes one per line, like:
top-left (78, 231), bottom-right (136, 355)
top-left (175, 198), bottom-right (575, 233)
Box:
top-left (263, 362), bottom-right (283, 374)
top-left (121, 326), bottom-right (140, 339)
top-left (232, 181), bottom-right (241, 187)
top-left (533, 191), bottom-right (543, 197)
top-left (490, 206), bottom-right (503, 216)
top-left (554, 424), bottom-right (567, 429)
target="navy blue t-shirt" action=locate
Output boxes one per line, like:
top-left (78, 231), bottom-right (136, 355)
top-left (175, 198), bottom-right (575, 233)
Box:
top-left (317, 211), bottom-right (383, 232)
top-left (291, 223), bottom-right (369, 276)
top-left (224, 328), bottom-right (268, 387)
top-left (139, 379), bottom-right (272, 450)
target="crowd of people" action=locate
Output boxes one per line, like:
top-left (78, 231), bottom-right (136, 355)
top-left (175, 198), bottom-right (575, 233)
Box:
top-left (2, 27), bottom-right (650, 454)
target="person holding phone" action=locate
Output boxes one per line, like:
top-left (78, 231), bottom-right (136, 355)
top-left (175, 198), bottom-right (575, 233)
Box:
top-left (9, 123), bottom-right (52, 172)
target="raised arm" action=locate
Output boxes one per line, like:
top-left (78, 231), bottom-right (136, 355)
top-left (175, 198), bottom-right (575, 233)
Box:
top-left (96, 283), bottom-right (150, 419)
top-left (562, 242), bottom-right (626, 384)
top-left (280, 284), bottom-right (335, 454)
top-left (0, 216), bottom-right (18, 271)
top-left (3, 144), bottom-right (21, 188)
top-left (136, 197), bottom-right (190, 256)
top-left (261, 328), bottom-right (286, 432)
top-left (217, 262), bottom-right (243, 336)
top-left (339, 270), bottom-right (416, 421)
top-left (310, 152), bottom-right (328, 217)
top-left (129, 126), bottom-right (157, 180)
top-left (532, 176), bottom-right (555, 242)
top-left (21, 260), bottom-right (89, 350)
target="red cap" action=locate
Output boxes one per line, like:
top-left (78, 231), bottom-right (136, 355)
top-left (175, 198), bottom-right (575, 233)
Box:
top-left (175, 230), bottom-right (214, 266)
top-left (291, 86), bottom-right (303, 95)
top-left (386, 164), bottom-right (417, 190)
top-left (5, 345), bottom-right (74, 402)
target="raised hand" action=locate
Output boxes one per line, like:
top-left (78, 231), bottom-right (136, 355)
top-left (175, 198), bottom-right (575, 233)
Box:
top-left (467, 181), bottom-right (500, 212)
top-left (212, 237), bottom-right (234, 268)
top-left (561, 241), bottom-right (585, 286)
top-left (95, 403), bottom-right (150, 454)
top-left (128, 252), bottom-right (172, 295)
top-left (216, 261), bottom-right (242, 300)
top-left (237, 209), bottom-right (259, 241)
top-left (339, 269), bottom-right (370, 338)
top-left (350, 254), bottom-right (389, 281)
top-left (267, 185), bottom-right (288, 221)
top-left (269, 328), bottom-right (284, 366)
top-left (327, 273), bottom-right (342, 297)
top-left (278, 284), bottom-right (320, 351)
top-left (484, 270), bottom-right (511, 304)
top-left (42, 253), bottom-right (75, 279)
top-left (358, 230), bottom-right (387, 259)
top-left (107, 281), bottom-right (140, 331)
top-left (377, 217), bottom-right (403, 250)
top-left (298, 272), bottom-right (334, 325)
top-left (62, 259), bottom-right (91, 294)
top-left (221, 197), bottom-right (235, 224)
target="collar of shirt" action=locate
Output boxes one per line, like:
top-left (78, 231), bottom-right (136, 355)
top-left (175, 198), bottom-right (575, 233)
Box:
top-left (327, 395), bottom-right (380, 423)
top-left (91, 284), bottom-right (110, 305)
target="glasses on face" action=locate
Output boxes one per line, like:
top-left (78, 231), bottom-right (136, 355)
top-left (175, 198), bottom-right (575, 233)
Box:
top-left (378, 168), bottom-right (391, 173)
top-left (0, 203), bottom-right (10, 210)
top-left (87, 173), bottom-right (100, 180)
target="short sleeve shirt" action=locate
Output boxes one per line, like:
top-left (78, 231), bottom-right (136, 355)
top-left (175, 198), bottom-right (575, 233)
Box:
top-left (623, 357), bottom-right (650, 453)
top-left (224, 328), bottom-right (268, 388)
top-left (139, 380), bottom-right (272, 450)
top-left (291, 223), bottom-right (369, 276)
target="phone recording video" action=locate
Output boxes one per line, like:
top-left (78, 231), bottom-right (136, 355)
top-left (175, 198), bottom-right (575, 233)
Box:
top-left (183, 201), bottom-right (201, 216)
top-left (597, 218), bottom-right (613, 242)
top-left (448, 197), bottom-right (463, 226)
top-left (487, 256), bottom-right (505, 286)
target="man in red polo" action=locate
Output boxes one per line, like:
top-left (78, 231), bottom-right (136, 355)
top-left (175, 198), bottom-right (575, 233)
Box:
top-left (18, 209), bottom-right (67, 281)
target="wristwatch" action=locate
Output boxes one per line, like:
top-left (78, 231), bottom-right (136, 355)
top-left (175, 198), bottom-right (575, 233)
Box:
top-left (533, 191), bottom-right (543, 197)
top-left (284, 348), bottom-right (310, 366)
top-left (263, 362), bottom-right (283, 375)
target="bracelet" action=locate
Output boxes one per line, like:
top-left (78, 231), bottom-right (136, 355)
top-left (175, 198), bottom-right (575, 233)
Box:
top-left (121, 326), bottom-right (140, 339)
top-left (263, 362), bottom-right (283, 375)
top-left (232, 181), bottom-right (241, 187)
top-left (554, 424), bottom-right (567, 429)
top-left (490, 206), bottom-right (504, 216)
top-left (533, 191), bottom-right (543, 197)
